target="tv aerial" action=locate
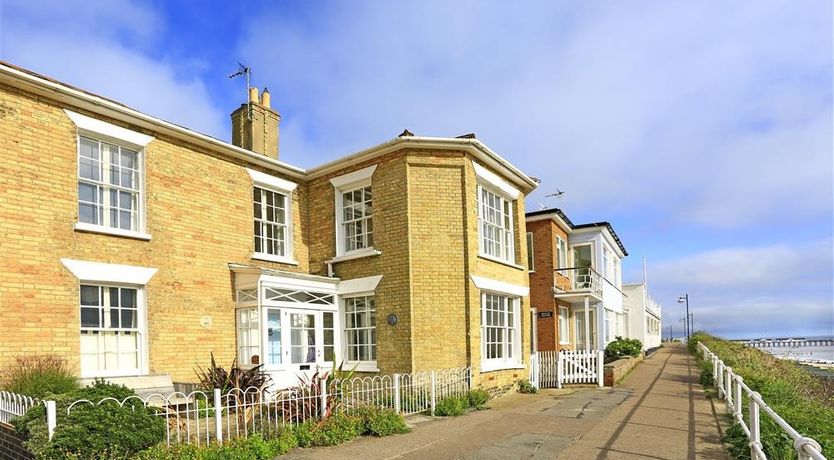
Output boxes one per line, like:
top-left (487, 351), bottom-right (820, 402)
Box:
top-left (229, 62), bottom-right (253, 120)
top-left (545, 189), bottom-right (565, 200)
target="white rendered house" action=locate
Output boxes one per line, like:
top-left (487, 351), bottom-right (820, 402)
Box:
top-left (526, 209), bottom-right (628, 352)
top-left (623, 282), bottom-right (662, 351)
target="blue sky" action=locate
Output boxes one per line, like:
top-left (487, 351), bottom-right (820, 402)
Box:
top-left (2, 0), bottom-right (832, 339)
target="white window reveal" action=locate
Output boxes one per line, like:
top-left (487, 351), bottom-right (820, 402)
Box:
top-left (478, 186), bottom-right (515, 263)
top-left (481, 293), bottom-right (521, 371)
top-left (66, 109), bottom-right (154, 240)
top-left (79, 285), bottom-right (141, 376)
top-left (558, 306), bottom-right (570, 345)
top-left (61, 258), bottom-right (156, 378)
top-left (330, 165), bottom-right (378, 258)
top-left (238, 308), bottom-right (261, 365)
top-left (342, 186), bottom-right (373, 252)
top-left (474, 163), bottom-right (519, 265)
top-left (254, 188), bottom-right (289, 258)
top-left (556, 236), bottom-right (567, 269)
top-left (247, 169), bottom-right (298, 265)
top-left (344, 296), bottom-right (376, 365)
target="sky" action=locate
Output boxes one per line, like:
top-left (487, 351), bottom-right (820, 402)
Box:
top-left (2, 0), bottom-right (832, 339)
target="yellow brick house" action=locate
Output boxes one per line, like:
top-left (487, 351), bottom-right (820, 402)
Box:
top-left (0, 61), bottom-right (537, 393)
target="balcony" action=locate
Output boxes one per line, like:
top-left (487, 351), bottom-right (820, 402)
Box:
top-left (552, 267), bottom-right (603, 302)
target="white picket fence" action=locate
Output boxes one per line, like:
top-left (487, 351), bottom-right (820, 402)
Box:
top-left (698, 342), bottom-right (826, 460)
top-left (530, 350), bottom-right (603, 389)
top-left (0, 391), bottom-right (39, 424)
top-left (60, 366), bottom-right (471, 446)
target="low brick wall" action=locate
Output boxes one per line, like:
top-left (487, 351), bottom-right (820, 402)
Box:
top-left (0, 422), bottom-right (34, 460)
top-left (604, 354), bottom-right (645, 386)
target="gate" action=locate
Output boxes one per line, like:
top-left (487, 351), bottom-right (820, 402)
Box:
top-left (533, 350), bottom-right (603, 388)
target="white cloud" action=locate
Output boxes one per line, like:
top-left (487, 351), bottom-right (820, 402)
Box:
top-left (239, 0), bottom-right (832, 229)
top-left (2, 0), bottom-right (226, 139)
top-left (648, 240), bottom-right (833, 338)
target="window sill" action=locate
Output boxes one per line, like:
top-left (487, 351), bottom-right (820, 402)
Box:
top-left (74, 223), bottom-right (152, 241)
top-left (329, 249), bottom-right (381, 264)
top-left (480, 361), bottom-right (524, 373)
top-left (345, 362), bottom-right (379, 373)
top-left (477, 253), bottom-right (526, 271)
top-left (251, 253), bottom-right (299, 265)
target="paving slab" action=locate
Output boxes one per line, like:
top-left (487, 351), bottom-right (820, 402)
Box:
top-left (281, 344), bottom-right (728, 460)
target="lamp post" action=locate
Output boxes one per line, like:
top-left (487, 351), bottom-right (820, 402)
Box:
top-left (677, 294), bottom-right (690, 340)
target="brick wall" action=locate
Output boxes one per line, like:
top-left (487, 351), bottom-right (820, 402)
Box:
top-left (0, 82), bottom-right (309, 381)
top-left (0, 423), bottom-right (33, 460)
top-left (0, 79), bottom-right (535, 392)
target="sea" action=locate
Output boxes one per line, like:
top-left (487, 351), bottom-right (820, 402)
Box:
top-left (737, 335), bottom-right (834, 370)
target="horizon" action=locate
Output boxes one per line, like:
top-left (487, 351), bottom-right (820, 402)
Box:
top-left (2, 0), bottom-right (832, 337)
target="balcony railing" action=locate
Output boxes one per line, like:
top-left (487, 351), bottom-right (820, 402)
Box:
top-left (553, 267), bottom-right (603, 298)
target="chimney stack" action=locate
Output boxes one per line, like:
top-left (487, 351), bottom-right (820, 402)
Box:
top-left (231, 86), bottom-right (280, 159)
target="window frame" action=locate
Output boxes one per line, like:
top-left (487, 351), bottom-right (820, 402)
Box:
top-left (78, 283), bottom-right (147, 378)
top-left (558, 306), bottom-right (571, 345)
top-left (66, 109), bottom-right (154, 241)
top-left (555, 236), bottom-right (568, 269)
top-left (330, 165), bottom-right (378, 259)
top-left (477, 184), bottom-right (516, 264)
top-left (248, 169), bottom-right (298, 265)
top-left (341, 294), bottom-right (377, 372)
top-left (480, 292), bottom-right (522, 372)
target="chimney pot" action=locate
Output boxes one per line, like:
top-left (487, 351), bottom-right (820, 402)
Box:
top-left (261, 87), bottom-right (271, 109)
top-left (248, 87), bottom-right (259, 103)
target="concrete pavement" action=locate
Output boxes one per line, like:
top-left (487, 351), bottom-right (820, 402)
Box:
top-left (283, 344), bottom-right (728, 459)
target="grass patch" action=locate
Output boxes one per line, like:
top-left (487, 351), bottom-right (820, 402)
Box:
top-left (689, 333), bottom-right (834, 459)
top-left (1, 354), bottom-right (79, 398)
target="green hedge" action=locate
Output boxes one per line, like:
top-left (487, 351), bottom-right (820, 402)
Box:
top-left (13, 380), bottom-right (165, 460)
top-left (690, 333), bottom-right (834, 460)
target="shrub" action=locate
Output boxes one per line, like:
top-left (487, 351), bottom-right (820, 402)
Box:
top-left (292, 420), bottom-right (317, 448)
top-left (605, 336), bottom-right (643, 360)
top-left (434, 396), bottom-right (467, 416)
top-left (315, 413), bottom-right (364, 446)
top-left (1, 355), bottom-right (78, 398)
top-left (467, 389), bottom-right (491, 408)
top-left (517, 379), bottom-right (538, 394)
top-left (194, 353), bottom-right (269, 395)
top-left (14, 380), bottom-right (164, 460)
top-left (354, 406), bottom-right (409, 436)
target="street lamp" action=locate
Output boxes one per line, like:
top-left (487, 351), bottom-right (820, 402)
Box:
top-left (677, 294), bottom-right (690, 340)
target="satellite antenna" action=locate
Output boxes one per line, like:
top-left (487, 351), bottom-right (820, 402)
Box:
top-left (229, 62), bottom-right (252, 120)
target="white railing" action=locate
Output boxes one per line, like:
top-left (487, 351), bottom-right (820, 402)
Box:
top-left (0, 391), bottom-right (39, 424)
top-left (554, 267), bottom-right (603, 298)
top-left (698, 343), bottom-right (826, 460)
top-left (535, 350), bottom-right (603, 389)
top-left (64, 366), bottom-right (472, 446)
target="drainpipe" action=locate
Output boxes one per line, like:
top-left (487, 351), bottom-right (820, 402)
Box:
top-left (326, 261), bottom-right (334, 278)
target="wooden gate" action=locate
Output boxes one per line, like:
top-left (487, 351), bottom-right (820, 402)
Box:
top-left (534, 350), bottom-right (603, 388)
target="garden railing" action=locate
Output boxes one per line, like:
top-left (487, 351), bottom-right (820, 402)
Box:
top-left (698, 342), bottom-right (826, 460)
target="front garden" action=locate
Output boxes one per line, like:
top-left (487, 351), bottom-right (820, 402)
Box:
top-left (0, 355), bottom-right (506, 460)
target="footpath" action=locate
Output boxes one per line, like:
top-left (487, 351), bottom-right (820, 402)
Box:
top-left (285, 344), bottom-right (728, 459)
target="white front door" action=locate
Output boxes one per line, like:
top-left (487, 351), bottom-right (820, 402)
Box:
top-left (264, 308), bottom-right (336, 379)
